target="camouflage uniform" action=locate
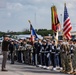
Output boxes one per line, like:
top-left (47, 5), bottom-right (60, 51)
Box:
top-left (60, 43), bottom-right (73, 73)
top-left (66, 44), bottom-right (73, 73)
top-left (72, 44), bottom-right (76, 72)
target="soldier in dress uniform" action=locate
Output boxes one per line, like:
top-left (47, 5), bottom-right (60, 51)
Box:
top-left (40, 40), bottom-right (47, 68)
top-left (56, 41), bottom-right (62, 70)
top-left (60, 39), bottom-right (73, 74)
top-left (51, 41), bottom-right (56, 70)
top-left (45, 39), bottom-right (51, 69)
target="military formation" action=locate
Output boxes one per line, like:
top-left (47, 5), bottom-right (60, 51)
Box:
top-left (32, 39), bottom-right (76, 74)
top-left (1, 36), bottom-right (76, 74)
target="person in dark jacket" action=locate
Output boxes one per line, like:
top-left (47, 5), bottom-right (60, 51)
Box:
top-left (9, 41), bottom-right (15, 64)
top-left (1, 35), bottom-right (10, 71)
top-left (34, 39), bottom-right (42, 66)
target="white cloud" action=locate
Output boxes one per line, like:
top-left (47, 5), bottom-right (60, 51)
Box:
top-left (32, 0), bottom-right (48, 3)
top-left (7, 12), bottom-right (11, 17)
top-left (6, 2), bottom-right (24, 11)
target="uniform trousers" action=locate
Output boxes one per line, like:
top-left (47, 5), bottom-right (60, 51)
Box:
top-left (51, 54), bottom-right (56, 68)
top-left (2, 51), bottom-right (8, 70)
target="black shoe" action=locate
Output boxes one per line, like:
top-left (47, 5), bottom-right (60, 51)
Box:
top-left (1, 69), bottom-right (8, 71)
top-left (11, 63), bottom-right (14, 64)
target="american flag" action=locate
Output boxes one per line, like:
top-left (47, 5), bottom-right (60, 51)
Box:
top-left (63, 3), bottom-right (72, 40)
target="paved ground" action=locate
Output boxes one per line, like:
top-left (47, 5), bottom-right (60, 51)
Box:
top-left (0, 55), bottom-right (71, 75)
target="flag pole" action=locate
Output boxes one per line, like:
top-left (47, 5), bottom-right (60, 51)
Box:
top-left (28, 20), bottom-right (38, 45)
top-left (28, 20), bottom-right (37, 65)
top-left (63, 3), bottom-right (66, 40)
top-left (63, 3), bottom-right (65, 40)
top-left (60, 14), bottom-right (64, 40)
top-left (28, 20), bottom-right (33, 45)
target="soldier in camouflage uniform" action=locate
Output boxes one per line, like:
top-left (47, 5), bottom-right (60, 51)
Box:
top-left (71, 40), bottom-right (76, 74)
top-left (60, 40), bottom-right (73, 74)
top-left (60, 43), bottom-right (67, 72)
top-left (66, 44), bottom-right (73, 73)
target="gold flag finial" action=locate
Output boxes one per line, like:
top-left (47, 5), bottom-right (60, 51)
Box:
top-left (28, 20), bottom-right (31, 24)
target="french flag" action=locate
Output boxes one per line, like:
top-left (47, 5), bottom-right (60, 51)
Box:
top-left (30, 24), bottom-right (38, 44)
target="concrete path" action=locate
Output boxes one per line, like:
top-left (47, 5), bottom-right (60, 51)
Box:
top-left (0, 55), bottom-right (71, 75)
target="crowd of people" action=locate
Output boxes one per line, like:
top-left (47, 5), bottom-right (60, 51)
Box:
top-left (1, 35), bottom-right (76, 74)
top-left (32, 39), bottom-right (76, 74)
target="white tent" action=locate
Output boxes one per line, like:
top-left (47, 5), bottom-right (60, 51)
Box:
top-left (17, 34), bottom-right (43, 40)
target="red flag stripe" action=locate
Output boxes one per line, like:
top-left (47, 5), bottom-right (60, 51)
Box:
top-left (66, 32), bottom-right (71, 40)
top-left (64, 26), bottom-right (72, 35)
top-left (65, 34), bottom-right (71, 40)
top-left (65, 35), bottom-right (69, 39)
top-left (63, 23), bottom-right (71, 31)
top-left (67, 32), bottom-right (71, 37)
top-left (63, 23), bottom-right (72, 34)
top-left (63, 24), bottom-right (72, 34)
top-left (64, 18), bottom-right (70, 26)
top-left (63, 20), bottom-right (71, 29)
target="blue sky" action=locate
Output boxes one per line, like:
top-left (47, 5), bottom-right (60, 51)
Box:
top-left (0, 0), bottom-right (76, 32)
